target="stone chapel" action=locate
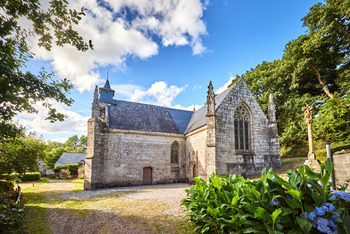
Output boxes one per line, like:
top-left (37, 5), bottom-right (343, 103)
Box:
top-left (84, 77), bottom-right (281, 190)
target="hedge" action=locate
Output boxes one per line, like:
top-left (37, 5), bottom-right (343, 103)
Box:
top-left (316, 143), bottom-right (350, 160)
top-left (53, 164), bottom-right (80, 174)
top-left (20, 172), bottom-right (41, 182)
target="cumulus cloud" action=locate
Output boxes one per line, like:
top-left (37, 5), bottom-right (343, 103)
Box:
top-left (112, 81), bottom-right (187, 107)
top-left (27, 0), bottom-right (208, 92)
top-left (215, 75), bottom-right (236, 94)
top-left (15, 101), bottom-right (89, 135)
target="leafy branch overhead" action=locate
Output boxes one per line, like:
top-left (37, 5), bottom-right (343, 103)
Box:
top-left (0, 0), bottom-right (92, 140)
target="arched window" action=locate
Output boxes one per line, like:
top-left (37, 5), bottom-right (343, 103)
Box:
top-left (171, 141), bottom-right (179, 163)
top-left (234, 104), bottom-right (250, 151)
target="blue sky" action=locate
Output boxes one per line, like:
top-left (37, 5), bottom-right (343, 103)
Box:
top-left (18, 0), bottom-right (319, 142)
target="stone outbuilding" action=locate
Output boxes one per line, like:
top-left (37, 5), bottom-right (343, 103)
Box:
top-left (84, 77), bottom-right (281, 190)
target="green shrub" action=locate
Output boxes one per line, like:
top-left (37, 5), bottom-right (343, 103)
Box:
top-left (53, 164), bottom-right (80, 174)
top-left (38, 177), bottom-right (50, 183)
top-left (59, 169), bottom-right (70, 179)
top-left (316, 143), bottom-right (350, 159)
top-left (0, 181), bottom-right (15, 192)
top-left (20, 172), bottom-right (41, 182)
top-left (182, 159), bottom-right (350, 233)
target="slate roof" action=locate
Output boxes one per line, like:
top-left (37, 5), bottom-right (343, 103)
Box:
top-left (108, 100), bottom-right (193, 134)
top-left (101, 79), bottom-right (238, 135)
top-left (55, 153), bottom-right (86, 167)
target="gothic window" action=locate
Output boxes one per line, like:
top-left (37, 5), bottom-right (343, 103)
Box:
top-left (234, 104), bottom-right (250, 151)
top-left (171, 141), bottom-right (179, 164)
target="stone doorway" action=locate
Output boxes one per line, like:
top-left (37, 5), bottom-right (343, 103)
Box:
top-left (192, 164), bottom-right (197, 179)
top-left (143, 167), bottom-right (152, 185)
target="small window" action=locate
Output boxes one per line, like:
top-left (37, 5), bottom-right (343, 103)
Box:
top-left (171, 141), bottom-right (179, 163)
top-left (234, 104), bottom-right (250, 151)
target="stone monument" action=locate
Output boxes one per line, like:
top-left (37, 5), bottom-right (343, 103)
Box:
top-left (303, 104), bottom-right (320, 169)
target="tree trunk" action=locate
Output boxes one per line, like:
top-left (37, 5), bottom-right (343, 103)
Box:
top-left (312, 66), bottom-right (334, 99)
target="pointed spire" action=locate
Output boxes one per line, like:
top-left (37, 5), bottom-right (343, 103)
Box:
top-left (268, 93), bottom-right (276, 122)
top-left (103, 79), bottom-right (111, 89)
top-left (207, 81), bottom-right (215, 115)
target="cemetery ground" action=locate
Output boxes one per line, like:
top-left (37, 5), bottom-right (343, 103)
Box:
top-left (21, 157), bottom-right (305, 234)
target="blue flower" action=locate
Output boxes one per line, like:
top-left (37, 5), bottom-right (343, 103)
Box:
top-left (329, 191), bottom-right (350, 201)
top-left (314, 217), bottom-right (331, 233)
top-left (271, 176), bottom-right (276, 181)
top-left (269, 198), bottom-right (279, 206)
top-left (328, 219), bottom-right (336, 230)
top-left (330, 213), bottom-right (340, 222)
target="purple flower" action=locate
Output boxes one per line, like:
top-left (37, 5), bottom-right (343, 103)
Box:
top-left (0, 214), bottom-right (4, 218)
top-left (318, 181), bottom-right (323, 186)
top-left (19, 209), bottom-right (24, 212)
top-left (11, 208), bottom-right (17, 211)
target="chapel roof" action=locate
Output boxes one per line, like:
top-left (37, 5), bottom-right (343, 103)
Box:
top-left (108, 100), bottom-right (193, 134)
top-left (101, 78), bottom-right (240, 135)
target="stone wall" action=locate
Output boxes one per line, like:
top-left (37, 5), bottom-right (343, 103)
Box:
top-left (215, 78), bottom-right (280, 177)
top-left (333, 151), bottom-right (350, 192)
top-left (185, 126), bottom-right (207, 180)
top-left (99, 129), bottom-right (186, 188)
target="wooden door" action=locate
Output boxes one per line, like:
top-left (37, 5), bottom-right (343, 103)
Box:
top-left (143, 167), bottom-right (152, 185)
top-left (193, 164), bottom-right (197, 178)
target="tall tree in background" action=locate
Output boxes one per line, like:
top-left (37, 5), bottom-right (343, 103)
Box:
top-left (0, 0), bottom-right (92, 141)
top-left (231, 0), bottom-right (350, 156)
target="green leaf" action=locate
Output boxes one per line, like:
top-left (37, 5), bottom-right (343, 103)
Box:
top-left (254, 207), bottom-right (269, 222)
top-left (286, 189), bottom-right (302, 201)
top-left (231, 195), bottom-right (239, 206)
top-left (212, 175), bottom-right (222, 191)
top-left (267, 225), bottom-right (284, 234)
top-left (311, 194), bottom-right (324, 207)
top-left (283, 197), bottom-right (301, 209)
top-left (324, 158), bottom-right (333, 173)
top-left (296, 217), bottom-right (312, 234)
top-left (271, 208), bottom-right (282, 225)
top-left (288, 171), bottom-right (301, 188)
top-left (303, 165), bottom-right (321, 180)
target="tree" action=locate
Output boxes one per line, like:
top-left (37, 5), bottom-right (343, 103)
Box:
top-left (0, 133), bottom-right (47, 178)
top-left (64, 135), bottom-right (87, 153)
top-left (0, 0), bottom-right (92, 141)
top-left (44, 147), bottom-right (65, 169)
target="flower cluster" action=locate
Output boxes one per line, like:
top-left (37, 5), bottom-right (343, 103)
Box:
top-left (300, 203), bottom-right (339, 233)
top-left (0, 189), bottom-right (26, 233)
top-left (329, 191), bottom-right (350, 201)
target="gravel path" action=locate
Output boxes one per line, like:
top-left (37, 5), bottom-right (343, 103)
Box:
top-left (57, 183), bottom-right (191, 216)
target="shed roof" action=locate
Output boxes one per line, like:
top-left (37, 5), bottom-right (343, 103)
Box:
top-left (55, 153), bottom-right (86, 167)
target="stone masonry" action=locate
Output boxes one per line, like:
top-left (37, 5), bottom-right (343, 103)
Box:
top-left (84, 77), bottom-right (281, 190)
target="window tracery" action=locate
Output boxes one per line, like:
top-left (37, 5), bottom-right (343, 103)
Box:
top-left (234, 104), bottom-right (250, 151)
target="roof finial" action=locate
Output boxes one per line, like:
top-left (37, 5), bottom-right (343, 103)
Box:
top-left (107, 69), bottom-right (109, 81)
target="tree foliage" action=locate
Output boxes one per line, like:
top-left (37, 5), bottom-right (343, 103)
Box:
top-left (0, 0), bottom-right (91, 141)
top-left (0, 133), bottom-right (47, 178)
top-left (230, 0), bottom-right (350, 156)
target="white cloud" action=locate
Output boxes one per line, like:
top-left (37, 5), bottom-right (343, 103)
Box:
top-left (113, 81), bottom-right (187, 107)
top-left (15, 101), bottom-right (89, 135)
top-left (193, 84), bottom-right (202, 90)
top-left (215, 75), bottom-right (236, 94)
top-left (27, 0), bottom-right (208, 92)
top-left (172, 104), bottom-right (202, 111)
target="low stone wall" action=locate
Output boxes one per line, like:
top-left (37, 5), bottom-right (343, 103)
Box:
top-left (333, 151), bottom-right (350, 192)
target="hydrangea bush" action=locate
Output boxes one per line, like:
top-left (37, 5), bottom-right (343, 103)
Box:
top-left (0, 188), bottom-right (26, 233)
top-left (182, 158), bottom-right (350, 233)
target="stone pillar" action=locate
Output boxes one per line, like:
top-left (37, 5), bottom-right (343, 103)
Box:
top-left (84, 86), bottom-right (106, 190)
top-left (303, 104), bottom-right (319, 169)
top-left (206, 81), bottom-right (216, 179)
top-left (268, 94), bottom-right (281, 167)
